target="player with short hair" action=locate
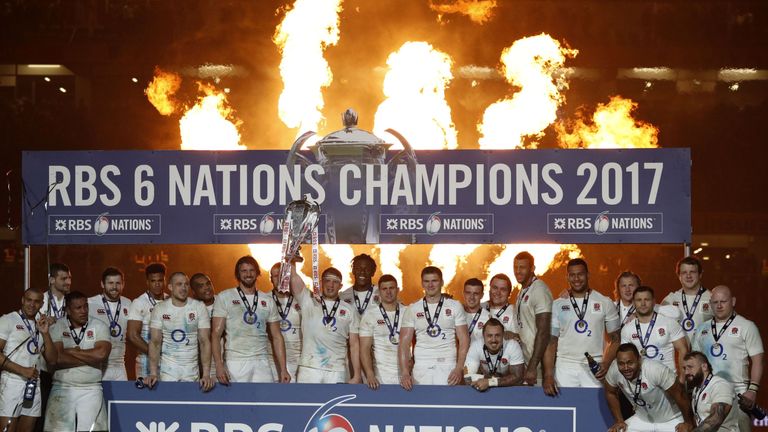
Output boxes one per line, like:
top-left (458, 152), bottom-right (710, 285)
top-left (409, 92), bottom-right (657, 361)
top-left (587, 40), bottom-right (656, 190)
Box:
top-left (87, 267), bottom-right (131, 381)
top-left (691, 285), bottom-right (764, 431)
top-left (45, 291), bottom-right (111, 432)
top-left (41, 263), bottom-right (71, 322)
top-left (485, 274), bottom-right (519, 339)
top-left (604, 343), bottom-right (695, 432)
top-left (290, 266), bottom-right (361, 384)
top-left (146, 272), bottom-right (214, 391)
top-left (360, 274), bottom-right (404, 389)
top-left (212, 256), bottom-right (289, 384)
top-left (0, 288), bottom-right (57, 432)
top-left (190, 273), bottom-right (217, 378)
top-left (621, 286), bottom-right (689, 376)
top-left (683, 351), bottom-right (740, 432)
top-left (462, 278), bottom-right (490, 347)
top-left (126, 262), bottom-right (167, 380)
top-left (464, 318), bottom-right (525, 391)
top-left (544, 258), bottom-right (621, 395)
top-left (399, 266), bottom-right (470, 389)
top-left (615, 271), bottom-right (641, 329)
top-left (340, 254), bottom-right (379, 317)
top-left (513, 252), bottom-right (553, 386)
top-left (267, 262), bottom-right (301, 382)
top-left (662, 256), bottom-right (713, 341)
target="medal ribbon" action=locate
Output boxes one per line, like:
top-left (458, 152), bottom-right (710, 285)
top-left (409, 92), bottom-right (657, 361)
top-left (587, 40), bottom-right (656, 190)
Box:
top-left (618, 301), bottom-right (636, 328)
top-left (422, 295), bottom-right (445, 330)
top-left (272, 291), bottom-right (293, 321)
top-left (146, 291), bottom-right (157, 307)
top-left (354, 288), bottom-right (374, 315)
top-left (379, 304), bottom-right (400, 339)
top-left (69, 321), bottom-right (87, 346)
top-left (48, 291), bottom-right (64, 319)
top-left (102, 296), bottom-right (122, 331)
top-left (681, 287), bottom-right (705, 322)
top-left (483, 345), bottom-right (503, 376)
top-left (321, 298), bottom-right (341, 323)
top-left (635, 312), bottom-right (658, 351)
top-left (487, 303), bottom-right (510, 319)
top-left (311, 225), bottom-right (320, 297)
top-left (236, 288), bottom-right (258, 317)
top-left (627, 376), bottom-right (643, 405)
top-left (516, 276), bottom-right (536, 329)
top-left (710, 313), bottom-right (736, 344)
top-left (468, 309), bottom-right (482, 335)
top-left (568, 290), bottom-right (590, 322)
top-left (18, 312), bottom-right (39, 352)
top-left (693, 374), bottom-right (713, 422)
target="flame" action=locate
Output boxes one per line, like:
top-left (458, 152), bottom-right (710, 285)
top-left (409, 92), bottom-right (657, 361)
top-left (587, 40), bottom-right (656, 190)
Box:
top-left (373, 41), bottom-right (458, 150)
top-left (273, 0), bottom-right (343, 134)
top-left (145, 68), bottom-right (181, 116)
top-left (247, 244), bottom-right (313, 289)
top-left (478, 34), bottom-right (577, 149)
top-left (428, 0), bottom-right (497, 24)
top-left (179, 84), bottom-right (244, 150)
top-left (555, 96), bottom-right (659, 149)
top-left (428, 244), bottom-right (479, 287)
top-left (378, 245), bottom-right (407, 286)
top-left (320, 244), bottom-right (356, 288)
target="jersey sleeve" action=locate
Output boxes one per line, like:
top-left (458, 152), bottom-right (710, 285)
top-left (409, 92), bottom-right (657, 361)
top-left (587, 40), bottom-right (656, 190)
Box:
top-left (453, 301), bottom-right (467, 327)
top-left (127, 299), bottom-right (144, 321)
top-left (505, 340), bottom-right (525, 366)
top-left (0, 315), bottom-right (11, 341)
top-left (94, 321), bottom-right (111, 343)
top-left (50, 321), bottom-right (64, 344)
top-left (660, 292), bottom-right (674, 306)
top-left (550, 302), bottom-right (561, 337)
top-left (295, 285), bottom-right (314, 311)
top-left (149, 304), bottom-right (163, 330)
top-left (620, 323), bottom-right (634, 344)
top-left (358, 311), bottom-right (374, 338)
top-left (605, 361), bottom-right (621, 387)
top-left (531, 282), bottom-right (554, 315)
top-left (350, 307), bottom-right (360, 334)
top-left (667, 318), bottom-right (685, 343)
top-left (212, 293), bottom-right (228, 318)
top-left (401, 304), bottom-right (416, 329)
top-left (604, 299), bottom-right (621, 334)
top-left (464, 343), bottom-right (481, 374)
top-left (197, 303), bottom-right (211, 330)
top-left (709, 380), bottom-right (736, 405)
top-left (743, 320), bottom-right (765, 356)
top-left (648, 360), bottom-right (676, 391)
top-left (266, 299), bottom-right (280, 323)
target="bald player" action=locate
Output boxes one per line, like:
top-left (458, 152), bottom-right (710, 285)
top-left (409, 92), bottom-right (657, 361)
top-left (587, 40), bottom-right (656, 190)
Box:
top-left (190, 273), bottom-right (217, 378)
top-left (692, 285), bottom-right (764, 431)
top-left (359, 274), bottom-right (404, 389)
top-left (662, 256), bottom-right (712, 342)
top-left (513, 252), bottom-right (553, 386)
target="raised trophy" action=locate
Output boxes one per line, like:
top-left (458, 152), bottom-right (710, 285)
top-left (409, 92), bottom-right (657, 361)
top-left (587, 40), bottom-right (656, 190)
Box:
top-left (277, 196), bottom-right (321, 293)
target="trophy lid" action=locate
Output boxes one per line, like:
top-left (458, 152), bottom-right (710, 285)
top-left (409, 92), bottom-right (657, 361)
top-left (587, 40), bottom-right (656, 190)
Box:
top-left (312, 108), bottom-right (391, 148)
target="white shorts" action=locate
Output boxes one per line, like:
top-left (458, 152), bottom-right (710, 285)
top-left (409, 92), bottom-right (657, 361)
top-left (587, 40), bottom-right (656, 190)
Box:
top-left (555, 362), bottom-right (601, 388)
top-left (269, 353), bottom-right (300, 382)
top-left (226, 358), bottom-right (273, 383)
top-left (44, 385), bottom-right (106, 431)
top-left (626, 414), bottom-right (684, 431)
top-left (159, 358), bottom-right (198, 382)
top-left (0, 376), bottom-right (40, 417)
top-left (376, 371), bottom-right (400, 385)
top-left (296, 366), bottom-right (346, 384)
top-left (102, 365), bottom-right (127, 381)
top-left (412, 360), bottom-right (455, 385)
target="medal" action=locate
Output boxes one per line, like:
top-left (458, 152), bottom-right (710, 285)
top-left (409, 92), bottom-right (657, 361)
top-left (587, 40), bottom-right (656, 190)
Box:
top-left (380, 304), bottom-right (400, 346)
top-left (237, 288), bottom-right (259, 325)
top-left (569, 290), bottom-right (591, 335)
top-left (423, 295), bottom-right (445, 339)
top-left (681, 318), bottom-right (695, 332)
top-left (110, 323), bottom-right (122, 337)
top-left (323, 316), bottom-right (337, 328)
top-left (709, 313), bottom-right (735, 358)
top-left (280, 319), bottom-right (292, 332)
top-left (389, 334), bottom-right (399, 345)
top-left (710, 343), bottom-right (723, 357)
top-left (18, 312), bottom-right (40, 355)
top-left (680, 287), bottom-right (705, 332)
top-left (102, 296), bottom-right (122, 338)
top-left (628, 376), bottom-right (646, 408)
top-left (48, 291), bottom-right (64, 319)
top-left (320, 298), bottom-right (341, 329)
top-left (483, 345), bottom-right (503, 376)
top-left (426, 324), bottom-right (442, 338)
top-left (640, 348), bottom-right (646, 357)
top-left (635, 312), bottom-right (659, 359)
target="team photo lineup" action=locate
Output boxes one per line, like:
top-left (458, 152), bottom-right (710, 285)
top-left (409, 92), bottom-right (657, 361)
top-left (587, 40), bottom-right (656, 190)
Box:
top-left (0, 253), bottom-right (763, 432)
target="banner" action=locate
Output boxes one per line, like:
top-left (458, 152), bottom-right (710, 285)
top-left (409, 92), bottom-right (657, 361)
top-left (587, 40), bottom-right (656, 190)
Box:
top-left (22, 149), bottom-right (690, 245)
top-left (104, 382), bottom-right (614, 431)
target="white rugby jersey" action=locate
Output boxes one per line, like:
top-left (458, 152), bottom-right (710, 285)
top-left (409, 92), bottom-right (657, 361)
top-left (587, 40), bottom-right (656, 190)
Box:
top-left (88, 295), bottom-right (131, 370)
top-left (606, 359), bottom-right (681, 424)
top-left (661, 288), bottom-right (713, 341)
top-left (465, 307), bottom-right (491, 347)
top-left (401, 296), bottom-right (468, 363)
top-left (51, 318), bottom-right (110, 388)
top-left (551, 289), bottom-right (620, 364)
top-left (359, 303), bottom-right (404, 377)
top-left (266, 293), bottom-right (303, 366)
top-left (127, 291), bottom-right (166, 374)
top-left (691, 314), bottom-right (764, 393)
top-left (296, 288), bottom-right (359, 372)
top-left (515, 278), bottom-right (553, 363)
top-left (485, 302), bottom-right (520, 334)
top-left (150, 299), bottom-right (210, 376)
top-left (39, 290), bottom-right (66, 320)
top-left (0, 312), bottom-right (46, 383)
top-left (340, 285), bottom-right (380, 317)
top-left (692, 375), bottom-right (739, 431)
top-left (621, 312), bottom-right (685, 371)
top-left (212, 288), bottom-right (280, 360)
top-left (464, 340), bottom-right (524, 377)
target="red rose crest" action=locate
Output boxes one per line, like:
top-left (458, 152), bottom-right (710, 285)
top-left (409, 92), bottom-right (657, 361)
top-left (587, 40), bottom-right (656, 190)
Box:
top-left (188, 312), bottom-right (196, 321)
top-left (658, 328), bottom-right (666, 336)
top-left (340, 309), bottom-right (347, 317)
top-left (593, 303), bottom-right (601, 312)
top-left (446, 309), bottom-right (452, 317)
top-left (731, 327), bottom-right (739, 335)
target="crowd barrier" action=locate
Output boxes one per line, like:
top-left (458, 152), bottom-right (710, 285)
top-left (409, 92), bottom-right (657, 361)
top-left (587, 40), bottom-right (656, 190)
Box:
top-left (104, 381), bottom-right (614, 431)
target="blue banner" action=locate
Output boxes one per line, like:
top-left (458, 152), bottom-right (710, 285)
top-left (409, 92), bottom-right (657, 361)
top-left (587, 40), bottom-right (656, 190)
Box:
top-left (22, 149), bottom-right (690, 244)
top-left (104, 382), bottom-right (614, 431)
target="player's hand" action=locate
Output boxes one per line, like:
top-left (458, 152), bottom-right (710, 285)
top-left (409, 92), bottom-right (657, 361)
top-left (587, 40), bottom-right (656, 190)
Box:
top-left (279, 369), bottom-right (291, 383)
top-left (347, 375), bottom-right (362, 384)
top-left (46, 316), bottom-right (56, 326)
top-left (216, 366), bottom-right (231, 386)
top-left (400, 373), bottom-right (414, 391)
top-left (37, 317), bottom-right (50, 334)
top-left (367, 376), bottom-right (380, 390)
top-left (471, 378), bottom-right (490, 392)
top-left (608, 421), bottom-right (627, 432)
top-left (739, 390), bottom-right (757, 411)
top-left (674, 422), bottom-right (694, 432)
top-left (199, 376), bottom-right (215, 392)
top-left (522, 366), bottom-right (537, 386)
top-left (145, 374), bottom-right (158, 389)
top-left (21, 366), bottom-right (39, 380)
top-left (447, 367), bottom-right (463, 385)
top-left (543, 375), bottom-right (559, 397)
top-left (594, 362), bottom-right (608, 380)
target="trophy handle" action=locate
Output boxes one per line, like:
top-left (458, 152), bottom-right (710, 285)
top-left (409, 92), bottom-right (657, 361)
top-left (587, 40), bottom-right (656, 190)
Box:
top-left (384, 128), bottom-right (417, 173)
top-left (287, 130), bottom-right (317, 167)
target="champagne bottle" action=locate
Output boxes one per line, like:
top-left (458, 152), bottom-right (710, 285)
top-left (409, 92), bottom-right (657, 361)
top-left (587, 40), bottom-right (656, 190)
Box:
top-left (585, 352), bottom-right (600, 375)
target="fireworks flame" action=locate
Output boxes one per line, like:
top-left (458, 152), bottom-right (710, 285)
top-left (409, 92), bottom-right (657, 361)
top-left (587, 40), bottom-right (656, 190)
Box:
top-left (179, 84), bottom-right (244, 150)
top-left (428, 0), bottom-right (497, 24)
top-left (145, 68), bottom-right (181, 116)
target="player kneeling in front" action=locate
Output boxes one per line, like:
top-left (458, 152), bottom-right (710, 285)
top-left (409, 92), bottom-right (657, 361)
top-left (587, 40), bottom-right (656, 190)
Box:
top-left (464, 318), bottom-right (525, 391)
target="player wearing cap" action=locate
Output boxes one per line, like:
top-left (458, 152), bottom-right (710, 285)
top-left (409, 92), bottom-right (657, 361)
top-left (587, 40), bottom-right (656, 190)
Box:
top-left (513, 252), bottom-right (553, 386)
top-left (290, 266), bottom-right (361, 384)
top-left (45, 291), bottom-right (111, 432)
top-left (126, 262), bottom-right (167, 380)
top-left (360, 274), bottom-right (404, 389)
top-left (340, 254), bottom-right (380, 318)
top-left (604, 343), bottom-right (695, 432)
top-left (621, 286), bottom-right (688, 376)
top-left (683, 351), bottom-right (740, 432)
top-left (190, 273), bottom-right (217, 378)
top-left (87, 267), bottom-right (131, 381)
top-left (0, 288), bottom-right (57, 432)
top-left (661, 256), bottom-right (713, 342)
top-left (267, 263), bottom-right (302, 382)
top-left (145, 272), bottom-right (213, 391)
top-left (399, 266), bottom-right (470, 389)
top-left (462, 278), bottom-right (490, 347)
top-left (544, 258), bottom-right (621, 395)
top-left (464, 318), bottom-right (525, 391)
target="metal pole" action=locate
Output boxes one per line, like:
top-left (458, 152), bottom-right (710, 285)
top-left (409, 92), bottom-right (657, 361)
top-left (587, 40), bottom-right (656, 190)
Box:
top-left (24, 245), bottom-right (30, 291)
top-left (683, 242), bottom-right (691, 258)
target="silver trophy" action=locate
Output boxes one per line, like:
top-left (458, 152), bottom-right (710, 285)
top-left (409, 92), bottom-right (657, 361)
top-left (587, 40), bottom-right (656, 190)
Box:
top-left (277, 196), bottom-right (321, 293)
